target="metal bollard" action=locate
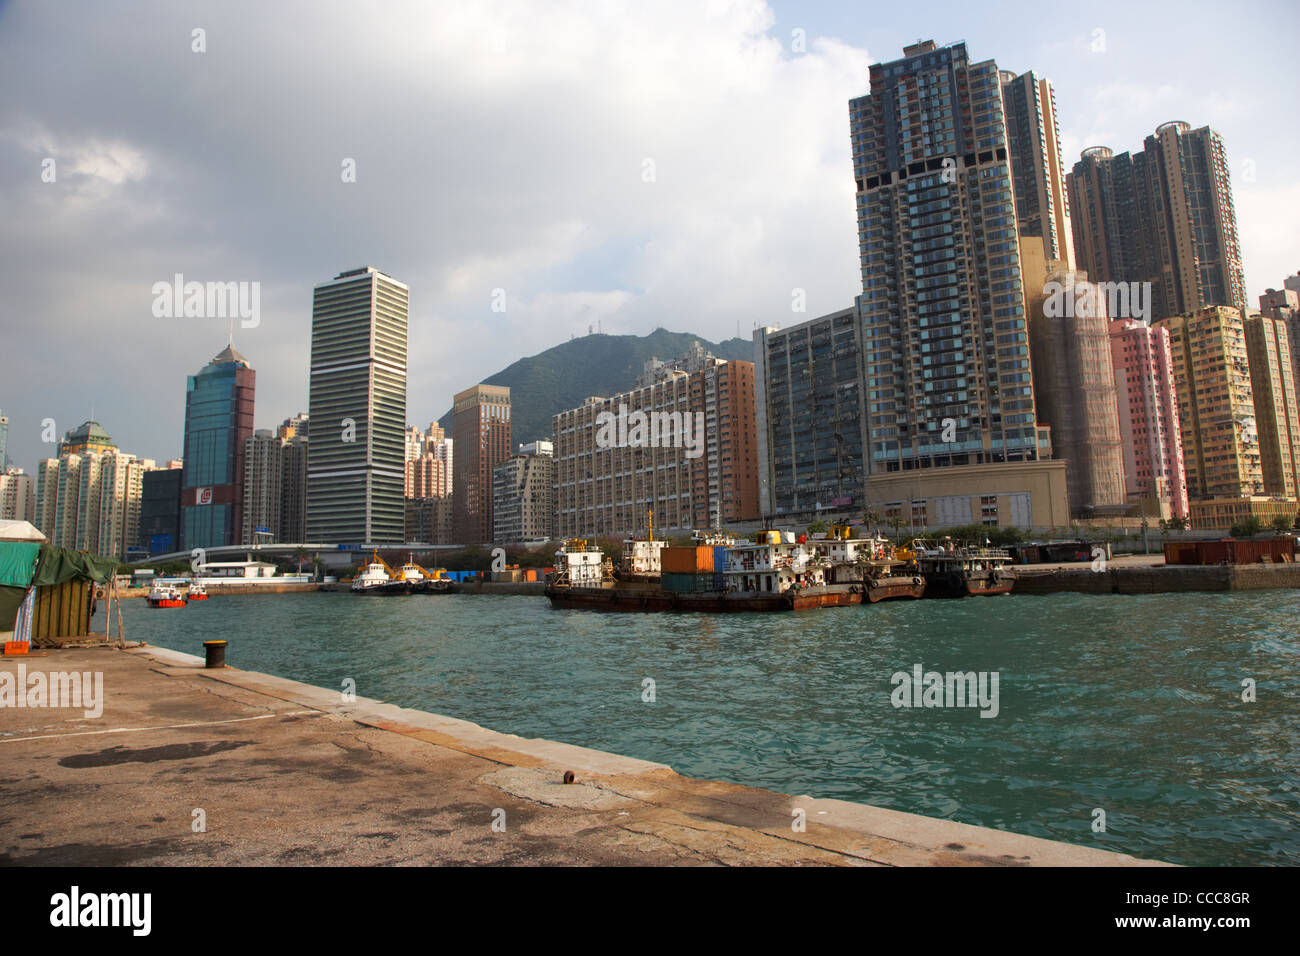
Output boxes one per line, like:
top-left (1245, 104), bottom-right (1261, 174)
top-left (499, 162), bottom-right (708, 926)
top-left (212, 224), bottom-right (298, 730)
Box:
top-left (203, 640), bottom-right (227, 669)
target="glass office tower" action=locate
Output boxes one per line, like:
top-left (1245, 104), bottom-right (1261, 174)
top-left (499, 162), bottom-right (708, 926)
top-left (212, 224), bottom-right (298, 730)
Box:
top-left (181, 345), bottom-right (256, 549)
top-left (306, 267), bottom-right (408, 545)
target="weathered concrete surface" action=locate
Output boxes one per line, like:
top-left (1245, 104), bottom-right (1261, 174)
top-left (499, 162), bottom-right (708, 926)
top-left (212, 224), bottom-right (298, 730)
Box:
top-left (0, 647), bottom-right (1168, 866)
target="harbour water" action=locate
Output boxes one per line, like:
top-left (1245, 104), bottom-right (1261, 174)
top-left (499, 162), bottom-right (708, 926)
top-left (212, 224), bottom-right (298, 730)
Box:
top-left (120, 590), bottom-right (1300, 865)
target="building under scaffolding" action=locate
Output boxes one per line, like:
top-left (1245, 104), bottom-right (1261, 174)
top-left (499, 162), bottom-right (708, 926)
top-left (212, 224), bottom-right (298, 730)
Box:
top-left (1028, 268), bottom-right (1129, 516)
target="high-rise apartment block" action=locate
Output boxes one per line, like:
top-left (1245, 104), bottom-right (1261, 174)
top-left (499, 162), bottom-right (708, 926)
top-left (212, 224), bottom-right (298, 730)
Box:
top-left (181, 344), bottom-right (255, 549)
top-left (1243, 312), bottom-right (1300, 500)
top-left (307, 267), bottom-right (408, 545)
top-left (1259, 277), bottom-right (1300, 396)
top-left (452, 385), bottom-right (511, 545)
top-left (850, 41), bottom-right (1052, 476)
top-left (34, 421), bottom-right (147, 559)
top-left (553, 351), bottom-right (759, 538)
top-left (1068, 123), bottom-right (1246, 322)
top-left (405, 422), bottom-right (453, 498)
top-left (242, 429), bottom-right (283, 542)
top-left (492, 441), bottom-right (554, 544)
top-left (402, 421), bottom-right (453, 545)
top-left (1000, 70), bottom-right (1075, 269)
top-left (0, 469), bottom-right (37, 522)
top-left (1108, 318), bottom-right (1189, 520)
top-left (1154, 307), bottom-right (1295, 528)
top-left (754, 308), bottom-right (866, 515)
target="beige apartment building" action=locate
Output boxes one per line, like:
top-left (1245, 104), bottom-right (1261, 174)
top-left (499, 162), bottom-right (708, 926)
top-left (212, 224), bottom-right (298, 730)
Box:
top-left (35, 440), bottom-right (147, 559)
top-left (1243, 311), bottom-right (1300, 499)
top-left (492, 442), bottom-right (554, 544)
top-left (0, 470), bottom-right (37, 522)
top-left (1154, 307), bottom-right (1290, 527)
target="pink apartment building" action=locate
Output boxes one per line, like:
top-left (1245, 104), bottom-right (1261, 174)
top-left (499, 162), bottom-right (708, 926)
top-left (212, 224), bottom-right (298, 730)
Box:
top-left (1109, 318), bottom-right (1190, 520)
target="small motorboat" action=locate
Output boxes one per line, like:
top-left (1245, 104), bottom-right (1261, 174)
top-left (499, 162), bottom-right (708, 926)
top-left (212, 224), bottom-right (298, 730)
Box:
top-left (187, 581), bottom-right (209, 601)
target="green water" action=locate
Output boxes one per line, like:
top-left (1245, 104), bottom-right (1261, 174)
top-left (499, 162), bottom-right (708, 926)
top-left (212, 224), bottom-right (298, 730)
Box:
top-left (120, 589), bottom-right (1300, 865)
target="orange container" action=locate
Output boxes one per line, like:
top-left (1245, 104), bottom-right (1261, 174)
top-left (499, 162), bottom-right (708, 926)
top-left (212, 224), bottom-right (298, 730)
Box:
top-left (3, 641), bottom-right (29, 656)
top-left (661, 546), bottom-right (714, 573)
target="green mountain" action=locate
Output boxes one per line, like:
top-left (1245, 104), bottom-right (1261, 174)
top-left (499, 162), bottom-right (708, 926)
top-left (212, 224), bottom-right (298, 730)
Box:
top-left (437, 328), bottom-right (752, 445)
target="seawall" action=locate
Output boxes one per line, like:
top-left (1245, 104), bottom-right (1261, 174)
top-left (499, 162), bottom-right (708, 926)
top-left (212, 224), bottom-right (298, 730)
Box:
top-left (1013, 562), bottom-right (1300, 595)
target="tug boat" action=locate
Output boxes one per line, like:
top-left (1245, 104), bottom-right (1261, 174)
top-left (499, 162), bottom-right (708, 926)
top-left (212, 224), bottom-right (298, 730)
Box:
top-left (351, 552), bottom-right (455, 594)
top-left (147, 583), bottom-right (187, 608)
top-left (187, 581), bottom-right (209, 601)
top-left (351, 553), bottom-right (392, 593)
top-left (908, 538), bottom-right (1016, 597)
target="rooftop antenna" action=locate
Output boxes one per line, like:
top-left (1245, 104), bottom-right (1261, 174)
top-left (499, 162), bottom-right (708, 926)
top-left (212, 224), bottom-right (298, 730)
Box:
top-left (228, 317), bottom-right (234, 347)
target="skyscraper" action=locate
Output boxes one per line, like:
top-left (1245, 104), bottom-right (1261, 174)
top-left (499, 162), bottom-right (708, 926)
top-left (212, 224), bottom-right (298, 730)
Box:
top-left (181, 344), bottom-right (256, 549)
top-left (452, 385), bottom-right (511, 545)
top-left (306, 267), bottom-right (408, 545)
top-left (1000, 70), bottom-right (1074, 269)
top-left (1068, 123), bottom-right (1246, 322)
top-left (845, 40), bottom-right (1068, 527)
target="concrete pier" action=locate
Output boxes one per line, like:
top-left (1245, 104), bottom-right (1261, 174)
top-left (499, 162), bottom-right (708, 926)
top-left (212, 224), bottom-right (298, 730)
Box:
top-left (0, 646), bottom-right (1167, 866)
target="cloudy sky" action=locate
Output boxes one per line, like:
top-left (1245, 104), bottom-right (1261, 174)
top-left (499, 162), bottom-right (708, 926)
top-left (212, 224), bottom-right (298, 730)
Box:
top-left (1, 0), bottom-right (1295, 472)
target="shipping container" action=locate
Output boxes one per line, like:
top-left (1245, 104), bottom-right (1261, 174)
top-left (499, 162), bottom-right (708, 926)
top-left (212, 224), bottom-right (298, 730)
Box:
top-left (1164, 538), bottom-right (1295, 565)
top-left (712, 546), bottom-right (730, 573)
top-left (661, 546), bottom-right (714, 573)
top-left (660, 572), bottom-right (716, 593)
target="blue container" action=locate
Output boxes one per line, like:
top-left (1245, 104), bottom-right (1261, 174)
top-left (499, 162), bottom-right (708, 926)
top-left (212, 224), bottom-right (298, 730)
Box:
top-left (713, 546), bottom-right (729, 573)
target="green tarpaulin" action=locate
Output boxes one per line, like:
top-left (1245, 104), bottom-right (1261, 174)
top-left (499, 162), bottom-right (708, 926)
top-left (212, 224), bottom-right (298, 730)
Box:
top-left (0, 542), bottom-right (41, 588)
top-left (0, 585), bottom-right (26, 631)
top-left (31, 544), bottom-right (117, 586)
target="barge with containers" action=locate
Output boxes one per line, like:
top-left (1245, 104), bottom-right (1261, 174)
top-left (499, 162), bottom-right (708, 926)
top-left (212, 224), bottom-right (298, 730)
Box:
top-left (545, 531), bottom-right (877, 612)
